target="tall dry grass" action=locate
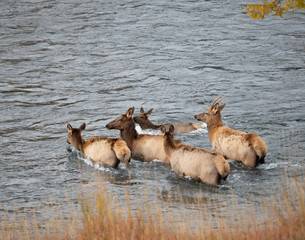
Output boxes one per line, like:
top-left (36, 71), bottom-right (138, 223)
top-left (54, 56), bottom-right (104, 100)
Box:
top-left (69, 176), bottom-right (305, 240)
top-left (1, 172), bottom-right (304, 240)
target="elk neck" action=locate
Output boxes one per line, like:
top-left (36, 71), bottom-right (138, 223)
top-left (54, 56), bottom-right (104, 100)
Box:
top-left (73, 137), bottom-right (85, 152)
top-left (120, 119), bottom-right (138, 149)
top-left (151, 123), bottom-right (162, 130)
top-left (142, 120), bottom-right (161, 130)
top-left (164, 134), bottom-right (181, 155)
top-left (206, 114), bottom-right (224, 140)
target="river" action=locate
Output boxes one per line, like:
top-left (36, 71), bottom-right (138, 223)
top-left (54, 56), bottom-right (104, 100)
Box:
top-left (0, 0), bottom-right (305, 235)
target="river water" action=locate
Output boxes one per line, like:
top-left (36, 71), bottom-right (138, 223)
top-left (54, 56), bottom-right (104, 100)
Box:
top-left (1, 0), bottom-right (305, 234)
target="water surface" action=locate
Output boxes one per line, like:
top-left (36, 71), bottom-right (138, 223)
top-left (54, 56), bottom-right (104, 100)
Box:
top-left (0, 0), bottom-right (305, 232)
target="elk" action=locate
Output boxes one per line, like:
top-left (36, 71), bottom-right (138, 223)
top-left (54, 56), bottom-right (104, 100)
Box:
top-left (133, 107), bottom-right (202, 133)
top-left (194, 96), bottom-right (267, 168)
top-left (161, 125), bottom-right (230, 185)
top-left (67, 123), bottom-right (131, 167)
top-left (106, 107), bottom-right (169, 163)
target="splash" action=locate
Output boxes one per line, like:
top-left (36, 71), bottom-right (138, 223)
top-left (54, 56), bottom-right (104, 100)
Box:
top-left (135, 124), bottom-right (161, 135)
top-left (190, 123), bottom-right (208, 134)
top-left (71, 150), bottom-right (114, 173)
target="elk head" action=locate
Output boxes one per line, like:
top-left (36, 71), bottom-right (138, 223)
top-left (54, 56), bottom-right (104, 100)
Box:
top-left (133, 107), bottom-right (154, 129)
top-left (67, 123), bottom-right (86, 151)
top-left (160, 124), bottom-right (174, 137)
top-left (195, 96), bottom-right (226, 125)
top-left (160, 124), bottom-right (177, 155)
top-left (106, 107), bottom-right (135, 130)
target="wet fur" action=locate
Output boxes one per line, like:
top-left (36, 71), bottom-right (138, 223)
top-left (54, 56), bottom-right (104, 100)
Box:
top-left (67, 123), bottom-right (131, 167)
top-left (162, 125), bottom-right (230, 185)
top-left (195, 96), bottom-right (267, 168)
top-left (106, 107), bottom-right (169, 163)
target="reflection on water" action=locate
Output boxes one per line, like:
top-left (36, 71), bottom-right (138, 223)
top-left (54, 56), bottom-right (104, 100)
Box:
top-left (0, 0), bottom-right (305, 232)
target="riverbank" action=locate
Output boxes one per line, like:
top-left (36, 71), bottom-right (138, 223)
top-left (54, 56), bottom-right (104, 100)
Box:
top-left (1, 170), bottom-right (304, 240)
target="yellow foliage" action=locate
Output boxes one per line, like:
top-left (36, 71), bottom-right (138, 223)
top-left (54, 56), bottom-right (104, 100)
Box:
top-left (244, 0), bottom-right (305, 19)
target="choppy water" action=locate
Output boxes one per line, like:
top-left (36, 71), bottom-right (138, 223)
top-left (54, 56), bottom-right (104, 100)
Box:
top-left (1, 0), bottom-right (305, 233)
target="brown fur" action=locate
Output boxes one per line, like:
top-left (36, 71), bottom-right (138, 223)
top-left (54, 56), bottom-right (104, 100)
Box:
top-left (67, 123), bottom-right (131, 167)
top-left (133, 107), bottom-right (202, 133)
top-left (195, 96), bottom-right (267, 168)
top-left (161, 125), bottom-right (230, 185)
top-left (106, 107), bottom-right (169, 163)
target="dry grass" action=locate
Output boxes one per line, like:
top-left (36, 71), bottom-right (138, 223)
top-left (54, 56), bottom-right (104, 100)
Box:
top-left (1, 174), bottom-right (304, 240)
top-left (70, 177), bottom-right (305, 240)
top-left (0, 196), bottom-right (81, 240)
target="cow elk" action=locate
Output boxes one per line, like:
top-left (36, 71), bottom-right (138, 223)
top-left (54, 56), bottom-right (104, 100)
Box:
top-left (161, 125), bottom-right (230, 185)
top-left (67, 123), bottom-right (131, 167)
top-left (133, 107), bottom-right (202, 133)
top-left (106, 107), bottom-right (169, 163)
top-left (195, 96), bottom-right (267, 168)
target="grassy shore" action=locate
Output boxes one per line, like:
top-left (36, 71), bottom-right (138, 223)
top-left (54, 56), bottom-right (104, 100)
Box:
top-left (1, 171), bottom-right (305, 240)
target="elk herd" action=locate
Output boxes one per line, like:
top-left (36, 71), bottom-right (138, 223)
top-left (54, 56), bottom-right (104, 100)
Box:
top-left (67, 97), bottom-right (267, 186)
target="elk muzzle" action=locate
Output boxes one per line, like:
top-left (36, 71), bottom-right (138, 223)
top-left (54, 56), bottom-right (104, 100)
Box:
top-left (194, 114), bottom-right (203, 121)
top-left (133, 116), bottom-right (140, 124)
top-left (106, 120), bottom-right (116, 130)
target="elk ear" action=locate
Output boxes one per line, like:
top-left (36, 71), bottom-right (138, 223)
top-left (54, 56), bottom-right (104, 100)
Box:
top-left (126, 107), bottom-right (135, 118)
top-left (79, 123), bottom-right (86, 131)
top-left (169, 125), bottom-right (175, 135)
top-left (160, 125), bottom-right (166, 134)
top-left (146, 108), bottom-right (153, 116)
top-left (213, 103), bottom-right (226, 114)
top-left (140, 107), bottom-right (144, 113)
top-left (218, 103), bottom-right (226, 111)
top-left (212, 105), bottom-right (218, 114)
top-left (67, 123), bottom-right (73, 133)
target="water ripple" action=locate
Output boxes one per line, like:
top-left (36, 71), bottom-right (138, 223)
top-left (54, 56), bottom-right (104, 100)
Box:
top-left (0, 0), bottom-right (304, 231)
